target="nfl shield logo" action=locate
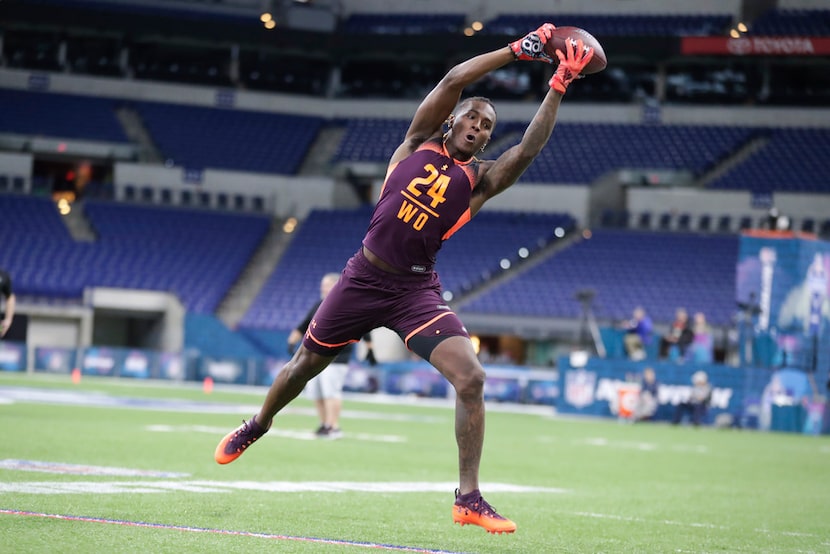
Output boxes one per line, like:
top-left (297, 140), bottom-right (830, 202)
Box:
top-left (565, 369), bottom-right (597, 409)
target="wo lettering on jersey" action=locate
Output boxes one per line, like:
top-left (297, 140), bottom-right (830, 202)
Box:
top-left (397, 163), bottom-right (450, 231)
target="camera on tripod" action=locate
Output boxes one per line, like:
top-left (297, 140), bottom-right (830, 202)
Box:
top-left (575, 289), bottom-right (596, 303)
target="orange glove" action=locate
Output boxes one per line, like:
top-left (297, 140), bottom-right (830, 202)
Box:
top-left (509, 23), bottom-right (556, 63)
top-left (549, 37), bottom-right (595, 94)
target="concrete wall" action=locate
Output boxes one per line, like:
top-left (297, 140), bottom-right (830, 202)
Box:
top-left (627, 187), bottom-right (830, 229)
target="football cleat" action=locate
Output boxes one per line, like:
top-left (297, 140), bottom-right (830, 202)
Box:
top-left (452, 489), bottom-right (517, 534)
top-left (214, 415), bottom-right (268, 464)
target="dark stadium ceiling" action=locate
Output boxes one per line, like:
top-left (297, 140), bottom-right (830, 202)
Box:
top-left (0, 0), bottom-right (675, 64)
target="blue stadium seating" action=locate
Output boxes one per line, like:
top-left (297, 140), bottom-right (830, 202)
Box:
top-left (134, 101), bottom-right (324, 174)
top-left (334, 119), bottom-right (756, 184)
top-left (749, 9), bottom-right (830, 36)
top-left (511, 123), bottom-right (755, 184)
top-left (460, 229), bottom-right (740, 326)
top-left (0, 88), bottom-right (128, 143)
top-left (707, 128), bottom-right (830, 193)
top-left (436, 211), bottom-right (576, 295)
top-left (332, 118), bottom-right (408, 163)
top-left (239, 207), bottom-right (372, 330)
top-left (0, 196), bottom-right (269, 311)
top-left (238, 208), bottom-right (575, 330)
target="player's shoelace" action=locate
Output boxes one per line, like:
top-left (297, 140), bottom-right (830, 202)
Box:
top-left (229, 418), bottom-right (261, 452)
top-left (458, 495), bottom-right (506, 520)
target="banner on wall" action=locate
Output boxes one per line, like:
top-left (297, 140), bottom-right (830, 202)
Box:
top-left (199, 357), bottom-right (248, 384)
top-left (34, 347), bottom-right (76, 374)
top-left (158, 353), bottom-right (185, 381)
top-left (0, 341), bottom-right (26, 371)
top-left (736, 233), bottom-right (830, 374)
top-left (557, 357), bottom-right (744, 422)
top-left (120, 350), bottom-right (151, 379)
top-left (681, 37), bottom-right (830, 56)
top-left (81, 347), bottom-right (118, 376)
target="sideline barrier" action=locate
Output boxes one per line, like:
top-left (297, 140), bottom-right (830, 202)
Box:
top-left (17, 341), bottom-right (826, 434)
top-left (557, 355), bottom-right (828, 434)
top-left (0, 341), bottom-right (27, 371)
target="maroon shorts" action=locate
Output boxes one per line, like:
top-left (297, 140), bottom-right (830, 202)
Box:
top-left (302, 248), bottom-right (469, 358)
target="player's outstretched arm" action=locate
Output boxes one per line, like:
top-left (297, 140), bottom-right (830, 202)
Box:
top-left (470, 38), bottom-right (594, 214)
top-left (388, 25), bottom-right (556, 166)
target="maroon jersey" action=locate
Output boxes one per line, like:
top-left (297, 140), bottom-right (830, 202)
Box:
top-left (362, 138), bottom-right (481, 274)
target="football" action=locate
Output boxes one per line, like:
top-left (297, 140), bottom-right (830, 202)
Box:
top-left (544, 26), bottom-right (607, 75)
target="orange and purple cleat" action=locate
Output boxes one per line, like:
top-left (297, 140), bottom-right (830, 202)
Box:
top-left (214, 415), bottom-right (268, 464)
top-left (452, 489), bottom-right (517, 534)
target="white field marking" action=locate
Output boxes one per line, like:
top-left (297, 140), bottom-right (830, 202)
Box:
top-left (0, 480), bottom-right (568, 496)
top-left (0, 386), bottom-right (445, 423)
top-left (146, 424), bottom-right (406, 443)
top-left (574, 511), bottom-right (824, 540)
top-left (576, 437), bottom-right (708, 454)
top-left (0, 459), bottom-right (189, 478)
top-left (0, 509), bottom-right (468, 554)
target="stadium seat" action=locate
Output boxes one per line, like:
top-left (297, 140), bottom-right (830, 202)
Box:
top-left (801, 218), bottom-right (815, 233)
top-left (637, 212), bottom-right (652, 229)
top-left (159, 188), bottom-right (173, 205)
top-left (11, 176), bottom-right (25, 193)
top-left (716, 215), bottom-right (732, 233)
top-left (698, 214), bottom-right (712, 232)
top-left (460, 229), bottom-right (740, 326)
top-left (658, 212), bottom-right (672, 230)
top-left (140, 186), bottom-right (154, 203)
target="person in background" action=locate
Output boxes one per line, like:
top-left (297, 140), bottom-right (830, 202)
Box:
top-left (0, 269), bottom-right (16, 339)
top-left (633, 367), bottom-right (659, 421)
top-left (287, 272), bottom-right (374, 439)
top-left (623, 306), bottom-right (653, 361)
top-left (659, 307), bottom-right (693, 360)
top-left (215, 22), bottom-right (595, 535)
top-left (689, 311), bottom-right (714, 363)
top-left (672, 370), bottom-right (712, 426)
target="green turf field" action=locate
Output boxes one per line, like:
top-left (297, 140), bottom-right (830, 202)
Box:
top-left (1, 372), bottom-right (828, 553)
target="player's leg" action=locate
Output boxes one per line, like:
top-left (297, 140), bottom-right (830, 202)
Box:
top-left (258, 346), bottom-right (334, 427)
top-left (429, 336), bottom-right (485, 494)
top-left (214, 346), bottom-right (333, 464)
top-left (405, 324), bottom-right (516, 534)
top-left (318, 362), bottom-right (348, 437)
top-left (304, 374), bottom-right (328, 435)
top-left (429, 337), bottom-right (516, 534)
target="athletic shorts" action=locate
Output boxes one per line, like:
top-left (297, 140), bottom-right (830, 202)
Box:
top-left (302, 248), bottom-right (469, 358)
top-left (304, 362), bottom-right (349, 400)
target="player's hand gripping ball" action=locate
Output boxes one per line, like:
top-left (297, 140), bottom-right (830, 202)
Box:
top-left (544, 26), bottom-right (607, 75)
top-left (509, 23), bottom-right (556, 63)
